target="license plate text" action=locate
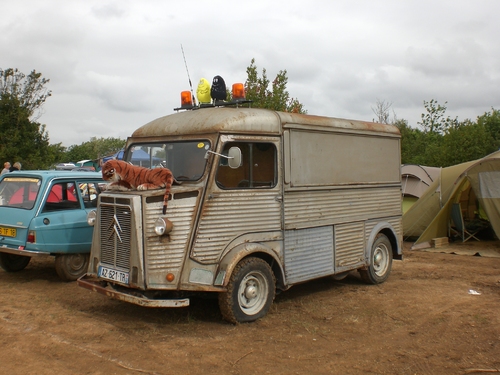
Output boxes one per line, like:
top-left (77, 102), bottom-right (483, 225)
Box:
top-left (0, 227), bottom-right (16, 237)
top-left (98, 266), bottom-right (129, 284)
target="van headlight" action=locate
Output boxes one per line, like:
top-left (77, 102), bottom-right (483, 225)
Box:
top-left (154, 217), bottom-right (173, 236)
top-left (87, 210), bottom-right (97, 226)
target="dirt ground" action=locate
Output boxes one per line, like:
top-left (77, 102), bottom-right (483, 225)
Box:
top-left (1, 241), bottom-right (500, 375)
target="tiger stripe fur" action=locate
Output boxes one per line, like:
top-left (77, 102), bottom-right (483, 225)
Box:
top-left (102, 160), bottom-right (173, 214)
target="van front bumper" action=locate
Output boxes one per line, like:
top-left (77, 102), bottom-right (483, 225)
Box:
top-left (77, 275), bottom-right (190, 308)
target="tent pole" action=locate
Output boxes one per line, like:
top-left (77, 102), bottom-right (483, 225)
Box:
top-left (439, 167), bottom-right (443, 208)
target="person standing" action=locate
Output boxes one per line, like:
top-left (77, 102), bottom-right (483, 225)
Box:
top-left (1, 162), bottom-right (11, 175)
top-left (9, 162), bottom-right (21, 172)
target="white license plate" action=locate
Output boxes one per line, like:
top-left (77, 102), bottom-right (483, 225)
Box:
top-left (98, 265), bottom-right (129, 284)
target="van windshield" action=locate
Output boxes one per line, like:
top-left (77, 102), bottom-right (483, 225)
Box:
top-left (0, 177), bottom-right (41, 209)
top-left (125, 141), bottom-right (211, 181)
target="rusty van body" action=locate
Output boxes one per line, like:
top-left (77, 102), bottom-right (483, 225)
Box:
top-left (78, 107), bottom-right (402, 323)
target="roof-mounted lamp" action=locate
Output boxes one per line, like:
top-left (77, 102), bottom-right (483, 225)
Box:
top-left (232, 83), bottom-right (246, 101)
top-left (180, 91), bottom-right (193, 109)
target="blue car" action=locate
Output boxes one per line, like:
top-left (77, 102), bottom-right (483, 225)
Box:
top-left (0, 170), bottom-right (105, 281)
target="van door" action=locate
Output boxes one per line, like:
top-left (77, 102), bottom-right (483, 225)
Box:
top-left (191, 138), bottom-right (282, 265)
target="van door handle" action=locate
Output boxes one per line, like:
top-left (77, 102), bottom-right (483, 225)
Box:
top-left (275, 195), bottom-right (283, 202)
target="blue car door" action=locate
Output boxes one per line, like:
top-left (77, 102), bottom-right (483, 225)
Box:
top-left (30, 181), bottom-right (92, 254)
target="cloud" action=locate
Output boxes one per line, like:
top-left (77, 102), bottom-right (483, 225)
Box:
top-left (90, 3), bottom-right (127, 19)
top-left (85, 71), bottom-right (154, 112)
top-left (1, 0), bottom-right (500, 147)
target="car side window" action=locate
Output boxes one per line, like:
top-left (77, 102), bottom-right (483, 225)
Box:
top-left (216, 142), bottom-right (277, 189)
top-left (42, 182), bottom-right (80, 212)
top-left (79, 182), bottom-right (100, 208)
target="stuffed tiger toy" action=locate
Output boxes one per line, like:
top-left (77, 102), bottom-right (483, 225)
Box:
top-left (101, 160), bottom-right (174, 214)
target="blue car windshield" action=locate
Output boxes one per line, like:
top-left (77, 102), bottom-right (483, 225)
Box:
top-left (0, 176), bottom-right (41, 210)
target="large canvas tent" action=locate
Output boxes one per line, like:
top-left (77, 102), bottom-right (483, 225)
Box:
top-left (403, 151), bottom-right (500, 247)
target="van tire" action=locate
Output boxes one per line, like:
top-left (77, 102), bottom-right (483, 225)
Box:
top-left (55, 253), bottom-right (90, 282)
top-left (359, 233), bottom-right (393, 284)
top-left (218, 257), bottom-right (275, 324)
top-left (0, 253), bottom-right (31, 272)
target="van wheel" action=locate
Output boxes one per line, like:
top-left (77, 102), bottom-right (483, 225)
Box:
top-left (359, 233), bottom-right (393, 284)
top-left (218, 258), bottom-right (275, 324)
top-left (55, 254), bottom-right (89, 282)
top-left (0, 253), bottom-right (31, 272)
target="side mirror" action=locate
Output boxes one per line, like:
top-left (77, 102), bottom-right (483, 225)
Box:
top-left (205, 147), bottom-right (242, 168)
top-left (228, 147), bottom-right (241, 169)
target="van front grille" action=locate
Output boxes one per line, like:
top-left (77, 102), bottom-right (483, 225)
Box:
top-left (99, 200), bottom-right (132, 270)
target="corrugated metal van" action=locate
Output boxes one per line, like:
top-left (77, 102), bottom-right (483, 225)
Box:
top-left (78, 106), bottom-right (402, 323)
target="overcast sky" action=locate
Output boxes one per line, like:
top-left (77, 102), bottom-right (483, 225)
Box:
top-left (2, 0), bottom-right (499, 147)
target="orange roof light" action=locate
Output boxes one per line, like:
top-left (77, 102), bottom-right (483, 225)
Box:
top-left (180, 91), bottom-right (193, 108)
top-left (232, 83), bottom-right (245, 100)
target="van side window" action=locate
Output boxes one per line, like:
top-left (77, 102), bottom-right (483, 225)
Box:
top-left (216, 142), bottom-right (277, 189)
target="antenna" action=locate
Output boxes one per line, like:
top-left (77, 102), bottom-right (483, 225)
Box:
top-left (180, 44), bottom-right (197, 106)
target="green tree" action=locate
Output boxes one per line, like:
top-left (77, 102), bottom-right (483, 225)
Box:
top-left (0, 68), bottom-right (53, 169)
top-left (0, 68), bottom-right (51, 121)
top-left (244, 59), bottom-right (306, 113)
top-left (64, 137), bottom-right (125, 163)
top-left (477, 108), bottom-right (500, 150)
top-left (401, 99), bottom-right (459, 167)
top-left (418, 99), bottom-right (457, 135)
top-left (399, 103), bottom-right (499, 168)
top-left (47, 143), bottom-right (67, 165)
top-left (440, 119), bottom-right (495, 166)
top-left (396, 119), bottom-right (429, 165)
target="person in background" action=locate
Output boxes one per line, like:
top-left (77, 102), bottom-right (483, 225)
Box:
top-left (9, 162), bottom-right (21, 172)
top-left (1, 162), bottom-right (10, 175)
